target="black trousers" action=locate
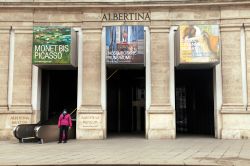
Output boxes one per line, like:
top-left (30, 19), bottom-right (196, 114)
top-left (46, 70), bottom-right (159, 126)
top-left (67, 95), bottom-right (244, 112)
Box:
top-left (59, 125), bottom-right (69, 142)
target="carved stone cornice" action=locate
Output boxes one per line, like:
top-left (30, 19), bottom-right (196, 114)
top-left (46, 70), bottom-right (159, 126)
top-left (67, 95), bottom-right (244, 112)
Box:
top-left (1, 1), bottom-right (250, 9)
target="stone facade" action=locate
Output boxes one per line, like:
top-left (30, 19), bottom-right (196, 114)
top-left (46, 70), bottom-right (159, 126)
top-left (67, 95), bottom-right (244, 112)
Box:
top-left (1, 0), bottom-right (250, 140)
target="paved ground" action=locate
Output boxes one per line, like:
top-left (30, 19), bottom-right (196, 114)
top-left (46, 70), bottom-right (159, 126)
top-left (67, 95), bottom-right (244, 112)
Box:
top-left (1, 135), bottom-right (250, 166)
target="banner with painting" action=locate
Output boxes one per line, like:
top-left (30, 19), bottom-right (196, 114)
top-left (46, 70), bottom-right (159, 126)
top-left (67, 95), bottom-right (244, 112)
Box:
top-left (106, 26), bottom-right (144, 64)
top-left (32, 26), bottom-right (77, 67)
top-left (176, 25), bottom-right (220, 65)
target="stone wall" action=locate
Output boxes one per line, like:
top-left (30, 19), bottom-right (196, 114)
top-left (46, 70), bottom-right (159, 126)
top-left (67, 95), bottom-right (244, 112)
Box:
top-left (0, 3), bottom-right (250, 140)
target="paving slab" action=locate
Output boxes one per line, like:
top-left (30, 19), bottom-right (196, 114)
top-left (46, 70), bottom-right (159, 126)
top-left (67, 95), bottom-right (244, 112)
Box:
top-left (0, 136), bottom-right (250, 166)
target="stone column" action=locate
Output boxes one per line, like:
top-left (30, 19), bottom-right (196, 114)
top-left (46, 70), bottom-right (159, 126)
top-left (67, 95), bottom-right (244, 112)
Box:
top-left (76, 11), bottom-right (105, 139)
top-left (147, 16), bottom-right (175, 138)
top-left (220, 24), bottom-right (248, 139)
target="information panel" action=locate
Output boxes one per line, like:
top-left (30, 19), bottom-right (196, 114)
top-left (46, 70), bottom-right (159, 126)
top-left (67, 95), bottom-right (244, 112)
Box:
top-left (106, 26), bottom-right (144, 64)
top-left (176, 25), bottom-right (220, 66)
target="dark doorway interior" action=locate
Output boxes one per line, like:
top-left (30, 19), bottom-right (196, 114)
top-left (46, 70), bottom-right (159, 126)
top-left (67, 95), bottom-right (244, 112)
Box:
top-left (175, 69), bottom-right (214, 136)
top-left (107, 68), bottom-right (145, 136)
top-left (41, 70), bottom-right (77, 125)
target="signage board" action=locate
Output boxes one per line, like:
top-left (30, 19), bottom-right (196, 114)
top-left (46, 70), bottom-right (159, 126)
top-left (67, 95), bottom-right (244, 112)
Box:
top-left (106, 25), bottom-right (144, 64)
top-left (32, 26), bottom-right (77, 67)
top-left (175, 25), bottom-right (220, 66)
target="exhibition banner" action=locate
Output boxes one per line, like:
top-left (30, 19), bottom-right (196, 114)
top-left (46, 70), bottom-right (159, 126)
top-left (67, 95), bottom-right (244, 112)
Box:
top-left (177, 25), bottom-right (220, 64)
top-left (32, 26), bottom-right (71, 65)
top-left (106, 25), bottom-right (144, 64)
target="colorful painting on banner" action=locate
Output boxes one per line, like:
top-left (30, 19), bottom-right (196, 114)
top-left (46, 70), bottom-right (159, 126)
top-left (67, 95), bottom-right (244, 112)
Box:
top-left (32, 26), bottom-right (71, 64)
top-left (106, 26), bottom-right (144, 64)
top-left (179, 25), bottom-right (220, 64)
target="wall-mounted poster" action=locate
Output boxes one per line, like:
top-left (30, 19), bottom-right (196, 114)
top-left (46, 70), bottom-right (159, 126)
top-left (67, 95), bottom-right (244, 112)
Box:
top-left (32, 26), bottom-right (77, 67)
top-left (106, 26), bottom-right (144, 64)
top-left (175, 25), bottom-right (220, 66)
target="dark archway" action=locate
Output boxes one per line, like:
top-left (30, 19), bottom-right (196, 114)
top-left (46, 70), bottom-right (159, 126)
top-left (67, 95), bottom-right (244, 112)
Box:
top-left (175, 69), bottom-right (214, 136)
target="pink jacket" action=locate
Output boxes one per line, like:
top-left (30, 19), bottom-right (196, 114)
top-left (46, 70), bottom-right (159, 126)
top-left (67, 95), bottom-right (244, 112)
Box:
top-left (58, 113), bottom-right (72, 127)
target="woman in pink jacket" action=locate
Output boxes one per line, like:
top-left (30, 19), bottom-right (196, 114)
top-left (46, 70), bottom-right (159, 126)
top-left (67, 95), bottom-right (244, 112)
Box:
top-left (58, 109), bottom-right (72, 143)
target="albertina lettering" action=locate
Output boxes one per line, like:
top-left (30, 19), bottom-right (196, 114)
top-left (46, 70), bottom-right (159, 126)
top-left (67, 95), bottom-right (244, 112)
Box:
top-left (102, 12), bottom-right (150, 21)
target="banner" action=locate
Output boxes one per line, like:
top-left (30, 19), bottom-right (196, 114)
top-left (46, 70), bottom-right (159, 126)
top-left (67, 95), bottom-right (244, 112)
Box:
top-left (176, 25), bottom-right (220, 65)
top-left (106, 26), bottom-right (144, 64)
top-left (32, 26), bottom-right (72, 65)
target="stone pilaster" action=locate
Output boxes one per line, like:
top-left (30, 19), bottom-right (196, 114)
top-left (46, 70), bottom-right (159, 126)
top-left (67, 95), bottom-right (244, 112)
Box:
top-left (77, 11), bottom-right (105, 139)
top-left (220, 24), bottom-right (250, 139)
top-left (245, 24), bottom-right (250, 110)
top-left (0, 27), bottom-right (33, 140)
top-left (11, 27), bottom-right (33, 110)
top-left (0, 27), bottom-right (10, 112)
top-left (220, 24), bottom-right (243, 107)
top-left (147, 18), bottom-right (175, 139)
top-left (0, 27), bottom-right (10, 140)
top-left (0, 8), bottom-right (34, 140)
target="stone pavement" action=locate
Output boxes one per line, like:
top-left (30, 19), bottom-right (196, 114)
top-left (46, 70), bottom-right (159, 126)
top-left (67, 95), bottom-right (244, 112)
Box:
top-left (1, 135), bottom-right (250, 166)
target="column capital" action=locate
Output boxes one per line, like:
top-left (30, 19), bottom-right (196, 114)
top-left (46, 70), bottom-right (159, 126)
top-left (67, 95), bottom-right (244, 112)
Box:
top-left (82, 27), bottom-right (102, 33)
top-left (243, 23), bottom-right (250, 31)
top-left (0, 26), bottom-right (11, 34)
top-left (220, 24), bottom-right (242, 32)
top-left (8, 105), bottom-right (33, 113)
top-left (150, 25), bottom-right (170, 33)
top-left (221, 104), bottom-right (246, 113)
top-left (78, 105), bottom-right (103, 113)
top-left (148, 104), bottom-right (174, 113)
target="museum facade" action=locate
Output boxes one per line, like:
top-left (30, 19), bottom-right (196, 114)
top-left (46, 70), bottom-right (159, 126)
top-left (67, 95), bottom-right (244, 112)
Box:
top-left (1, 0), bottom-right (250, 140)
